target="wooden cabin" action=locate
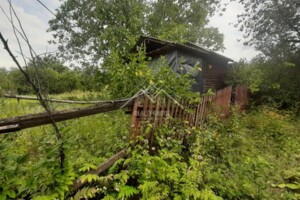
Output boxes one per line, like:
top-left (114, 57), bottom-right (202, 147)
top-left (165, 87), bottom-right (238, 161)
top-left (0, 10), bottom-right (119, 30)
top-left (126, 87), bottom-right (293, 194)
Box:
top-left (132, 36), bottom-right (233, 93)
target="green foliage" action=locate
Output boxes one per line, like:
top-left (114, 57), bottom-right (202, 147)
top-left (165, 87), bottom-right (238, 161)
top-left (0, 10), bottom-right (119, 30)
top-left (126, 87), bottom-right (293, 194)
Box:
top-left (0, 58), bottom-right (82, 94)
top-left (233, 0), bottom-right (300, 57)
top-left (74, 123), bottom-right (221, 199)
top-left (0, 57), bottom-right (111, 95)
top-left (227, 58), bottom-right (300, 114)
top-left (49, 0), bottom-right (224, 67)
top-left (70, 187), bottom-right (100, 200)
top-left (0, 97), bottom-right (129, 199)
top-left (0, 128), bottom-right (75, 199)
top-left (0, 68), bottom-right (14, 95)
top-left (106, 50), bottom-right (195, 98)
top-left (192, 107), bottom-right (300, 199)
top-left (1, 91), bottom-right (300, 199)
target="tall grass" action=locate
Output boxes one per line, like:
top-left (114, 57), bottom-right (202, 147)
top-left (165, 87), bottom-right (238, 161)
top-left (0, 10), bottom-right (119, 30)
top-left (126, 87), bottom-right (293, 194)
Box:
top-left (0, 93), bottom-right (130, 197)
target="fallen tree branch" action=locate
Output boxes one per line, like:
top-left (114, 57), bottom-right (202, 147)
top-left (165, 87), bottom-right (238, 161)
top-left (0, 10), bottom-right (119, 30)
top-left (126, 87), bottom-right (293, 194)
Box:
top-left (0, 98), bottom-right (134, 134)
top-left (3, 94), bottom-right (123, 104)
top-left (71, 149), bottom-right (127, 191)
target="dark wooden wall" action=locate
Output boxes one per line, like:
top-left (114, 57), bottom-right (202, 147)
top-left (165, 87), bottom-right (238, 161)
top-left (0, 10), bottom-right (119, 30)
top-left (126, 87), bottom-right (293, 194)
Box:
top-left (203, 58), bottom-right (228, 92)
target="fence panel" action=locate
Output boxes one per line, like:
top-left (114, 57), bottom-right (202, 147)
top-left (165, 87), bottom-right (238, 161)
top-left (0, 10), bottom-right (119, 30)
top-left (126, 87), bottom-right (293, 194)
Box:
top-left (234, 85), bottom-right (249, 111)
top-left (212, 86), bottom-right (232, 118)
top-left (129, 86), bottom-right (237, 139)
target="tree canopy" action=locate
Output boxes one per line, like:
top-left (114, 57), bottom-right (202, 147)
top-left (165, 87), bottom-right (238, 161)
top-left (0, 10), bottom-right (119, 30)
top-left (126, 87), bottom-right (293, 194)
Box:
top-left (234, 0), bottom-right (300, 58)
top-left (49, 0), bottom-right (224, 66)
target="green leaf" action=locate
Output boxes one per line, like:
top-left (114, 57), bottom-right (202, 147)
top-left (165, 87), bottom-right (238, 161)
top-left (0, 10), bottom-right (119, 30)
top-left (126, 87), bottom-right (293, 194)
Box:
top-left (102, 195), bottom-right (116, 200)
top-left (32, 194), bottom-right (58, 200)
top-left (6, 190), bottom-right (16, 199)
top-left (285, 183), bottom-right (300, 190)
top-left (118, 185), bottom-right (139, 199)
top-left (16, 154), bottom-right (29, 164)
top-left (277, 183), bottom-right (286, 189)
top-left (138, 181), bottom-right (159, 193)
top-left (0, 193), bottom-right (6, 200)
top-left (79, 163), bottom-right (97, 172)
top-left (73, 187), bottom-right (99, 200)
top-left (114, 170), bottom-right (129, 184)
top-left (79, 174), bottom-right (100, 183)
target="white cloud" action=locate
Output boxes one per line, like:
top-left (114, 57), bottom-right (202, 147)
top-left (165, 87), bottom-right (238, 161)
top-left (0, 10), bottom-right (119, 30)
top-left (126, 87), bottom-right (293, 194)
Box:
top-left (0, 0), bottom-right (59, 69)
top-left (208, 1), bottom-right (259, 62)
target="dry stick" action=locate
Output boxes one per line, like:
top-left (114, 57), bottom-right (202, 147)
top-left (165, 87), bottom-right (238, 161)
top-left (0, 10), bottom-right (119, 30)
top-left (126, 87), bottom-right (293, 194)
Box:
top-left (7, 6), bottom-right (28, 67)
top-left (8, 1), bottom-right (38, 59)
top-left (3, 94), bottom-right (119, 105)
top-left (10, 1), bottom-right (52, 99)
top-left (0, 33), bottom-right (65, 169)
top-left (6, 1), bottom-right (66, 169)
top-left (8, 0), bottom-right (49, 99)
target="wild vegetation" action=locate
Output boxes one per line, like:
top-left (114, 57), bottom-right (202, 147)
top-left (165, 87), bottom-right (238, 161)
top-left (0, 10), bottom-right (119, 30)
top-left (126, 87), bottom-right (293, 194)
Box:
top-left (226, 57), bottom-right (300, 114)
top-left (0, 0), bottom-right (299, 199)
top-left (1, 97), bottom-right (299, 199)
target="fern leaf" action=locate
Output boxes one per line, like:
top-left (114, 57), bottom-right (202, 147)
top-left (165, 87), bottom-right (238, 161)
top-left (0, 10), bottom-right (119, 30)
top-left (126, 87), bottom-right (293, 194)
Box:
top-left (72, 187), bottom-right (99, 200)
top-left (79, 174), bottom-right (100, 183)
top-left (118, 185), bottom-right (139, 199)
top-left (79, 163), bottom-right (97, 172)
top-left (138, 181), bottom-right (159, 193)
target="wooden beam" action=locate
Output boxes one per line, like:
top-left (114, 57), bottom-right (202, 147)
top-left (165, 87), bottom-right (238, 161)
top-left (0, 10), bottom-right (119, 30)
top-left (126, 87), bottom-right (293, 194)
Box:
top-left (71, 149), bottom-right (126, 191)
top-left (3, 94), bottom-right (114, 104)
top-left (0, 98), bottom-right (134, 134)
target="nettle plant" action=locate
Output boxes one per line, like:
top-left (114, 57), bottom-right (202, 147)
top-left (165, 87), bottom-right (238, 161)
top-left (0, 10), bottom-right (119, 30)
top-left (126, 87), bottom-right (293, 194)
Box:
top-left (72, 122), bottom-right (221, 200)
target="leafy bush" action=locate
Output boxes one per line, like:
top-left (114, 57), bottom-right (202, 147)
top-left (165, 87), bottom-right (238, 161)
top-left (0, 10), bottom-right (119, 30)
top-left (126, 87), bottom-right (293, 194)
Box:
top-left (105, 50), bottom-right (195, 99)
top-left (1, 96), bottom-right (299, 199)
top-left (0, 98), bottom-right (129, 199)
top-left (193, 107), bottom-right (300, 199)
top-left (74, 123), bottom-right (221, 200)
top-left (227, 58), bottom-right (300, 114)
top-left (71, 107), bottom-right (300, 200)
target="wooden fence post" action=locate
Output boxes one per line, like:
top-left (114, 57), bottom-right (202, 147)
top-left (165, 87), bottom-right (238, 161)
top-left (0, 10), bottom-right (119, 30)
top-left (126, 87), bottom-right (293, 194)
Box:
top-left (130, 97), bottom-right (140, 141)
top-left (234, 85), bottom-right (249, 112)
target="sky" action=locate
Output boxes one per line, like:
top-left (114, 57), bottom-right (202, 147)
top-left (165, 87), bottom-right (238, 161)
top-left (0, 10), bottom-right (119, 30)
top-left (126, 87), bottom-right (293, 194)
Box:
top-left (0, 0), bottom-right (259, 69)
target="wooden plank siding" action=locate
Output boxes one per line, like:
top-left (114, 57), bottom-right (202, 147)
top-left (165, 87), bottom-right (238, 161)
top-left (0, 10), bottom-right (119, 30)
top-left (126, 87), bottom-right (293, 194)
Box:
top-left (203, 63), bottom-right (228, 93)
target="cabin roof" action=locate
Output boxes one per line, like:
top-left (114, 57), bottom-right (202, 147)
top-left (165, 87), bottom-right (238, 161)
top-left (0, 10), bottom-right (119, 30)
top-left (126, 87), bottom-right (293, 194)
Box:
top-left (133, 36), bottom-right (234, 62)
